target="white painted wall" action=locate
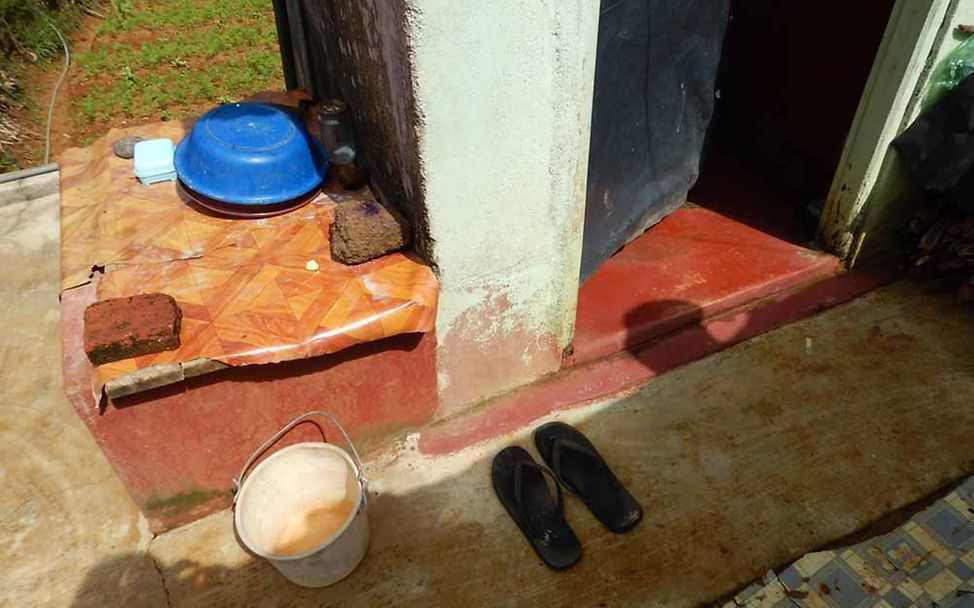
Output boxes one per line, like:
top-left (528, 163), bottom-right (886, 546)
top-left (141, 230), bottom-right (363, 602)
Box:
top-left (405, 0), bottom-right (600, 413)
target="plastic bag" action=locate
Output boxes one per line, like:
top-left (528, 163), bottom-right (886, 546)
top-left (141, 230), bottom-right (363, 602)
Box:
top-left (927, 36), bottom-right (974, 105)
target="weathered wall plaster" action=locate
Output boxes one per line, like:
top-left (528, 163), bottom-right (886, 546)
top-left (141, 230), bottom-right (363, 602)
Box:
top-left (406, 0), bottom-right (600, 414)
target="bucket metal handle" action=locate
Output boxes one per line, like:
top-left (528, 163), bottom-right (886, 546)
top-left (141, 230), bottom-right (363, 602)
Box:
top-left (232, 410), bottom-right (369, 506)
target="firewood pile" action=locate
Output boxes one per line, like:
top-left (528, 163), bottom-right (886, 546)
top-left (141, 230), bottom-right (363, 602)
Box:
top-left (907, 199), bottom-right (974, 301)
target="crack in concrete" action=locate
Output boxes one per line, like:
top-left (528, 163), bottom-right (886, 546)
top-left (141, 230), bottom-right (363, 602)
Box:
top-left (146, 542), bottom-right (173, 608)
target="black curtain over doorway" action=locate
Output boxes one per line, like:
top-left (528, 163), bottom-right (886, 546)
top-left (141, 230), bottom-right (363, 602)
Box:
top-left (581, 0), bottom-right (730, 282)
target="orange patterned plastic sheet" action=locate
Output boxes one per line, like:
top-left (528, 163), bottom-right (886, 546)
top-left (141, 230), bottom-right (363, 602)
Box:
top-left (60, 119), bottom-right (438, 395)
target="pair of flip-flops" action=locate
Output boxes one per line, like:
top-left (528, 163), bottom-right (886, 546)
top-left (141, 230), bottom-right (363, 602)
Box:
top-left (491, 421), bottom-right (642, 570)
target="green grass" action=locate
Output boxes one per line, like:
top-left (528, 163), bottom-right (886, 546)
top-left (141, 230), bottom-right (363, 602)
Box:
top-left (95, 0), bottom-right (268, 35)
top-left (0, 0), bottom-right (280, 170)
top-left (1, 0), bottom-right (87, 169)
top-left (0, 151), bottom-right (17, 171)
top-left (75, 23), bottom-right (275, 77)
top-left (0, 0), bottom-right (82, 72)
top-left (73, 0), bottom-right (281, 125)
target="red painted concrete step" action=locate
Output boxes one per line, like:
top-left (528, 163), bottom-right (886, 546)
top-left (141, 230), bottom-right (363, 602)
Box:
top-left (569, 206), bottom-right (841, 367)
top-left (61, 282), bottom-right (439, 533)
top-left (421, 269), bottom-right (890, 456)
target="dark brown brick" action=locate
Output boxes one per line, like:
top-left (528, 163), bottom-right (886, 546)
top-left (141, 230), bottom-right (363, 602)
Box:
top-left (84, 294), bottom-right (182, 366)
top-left (331, 198), bottom-right (411, 265)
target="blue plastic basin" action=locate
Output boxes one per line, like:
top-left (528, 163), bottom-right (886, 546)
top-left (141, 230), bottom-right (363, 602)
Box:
top-left (174, 103), bottom-right (329, 205)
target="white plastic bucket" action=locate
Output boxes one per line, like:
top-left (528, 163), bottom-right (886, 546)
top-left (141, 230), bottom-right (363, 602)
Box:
top-left (233, 411), bottom-right (369, 588)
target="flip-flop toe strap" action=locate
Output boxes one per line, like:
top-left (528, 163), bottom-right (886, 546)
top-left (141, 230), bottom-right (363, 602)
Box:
top-left (551, 437), bottom-right (608, 494)
top-left (513, 460), bottom-right (565, 534)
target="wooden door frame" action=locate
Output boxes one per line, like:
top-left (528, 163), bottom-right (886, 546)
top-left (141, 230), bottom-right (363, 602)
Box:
top-left (818, 0), bottom-right (963, 264)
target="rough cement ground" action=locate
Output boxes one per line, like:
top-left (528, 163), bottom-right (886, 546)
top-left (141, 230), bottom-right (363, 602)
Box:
top-left (147, 282), bottom-right (974, 607)
top-left (0, 172), bottom-right (166, 607)
top-left (1, 172), bottom-right (974, 607)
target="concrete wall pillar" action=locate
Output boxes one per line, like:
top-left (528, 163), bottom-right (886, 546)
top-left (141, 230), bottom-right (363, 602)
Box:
top-left (408, 1), bottom-right (600, 415)
top-left (300, 0), bottom-right (600, 416)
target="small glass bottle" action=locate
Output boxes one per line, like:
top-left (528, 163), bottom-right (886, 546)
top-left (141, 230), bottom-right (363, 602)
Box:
top-left (316, 99), bottom-right (356, 166)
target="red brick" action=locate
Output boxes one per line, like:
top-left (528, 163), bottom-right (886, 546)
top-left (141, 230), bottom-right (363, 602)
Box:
top-left (84, 294), bottom-right (182, 365)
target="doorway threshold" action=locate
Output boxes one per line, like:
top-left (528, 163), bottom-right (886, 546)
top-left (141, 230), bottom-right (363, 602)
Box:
top-left (420, 205), bottom-right (892, 455)
top-left (568, 205), bottom-right (845, 367)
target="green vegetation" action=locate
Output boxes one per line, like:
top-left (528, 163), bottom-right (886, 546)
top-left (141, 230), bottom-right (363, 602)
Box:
top-left (73, 0), bottom-right (281, 126)
top-left (143, 487), bottom-right (226, 513)
top-left (0, 0), bottom-right (81, 69)
top-left (95, 0), bottom-right (269, 35)
top-left (0, 0), bottom-right (281, 171)
top-left (0, 0), bottom-right (85, 169)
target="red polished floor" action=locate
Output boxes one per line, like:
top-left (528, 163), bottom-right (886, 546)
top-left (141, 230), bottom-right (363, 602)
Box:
top-left (569, 205), bottom-right (842, 367)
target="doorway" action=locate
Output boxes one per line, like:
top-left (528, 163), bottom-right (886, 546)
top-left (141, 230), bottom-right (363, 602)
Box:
top-left (693, 0), bottom-right (896, 245)
top-left (571, 0), bottom-right (896, 366)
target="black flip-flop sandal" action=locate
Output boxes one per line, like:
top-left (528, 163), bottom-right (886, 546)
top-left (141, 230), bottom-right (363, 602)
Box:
top-left (534, 422), bottom-right (643, 533)
top-left (491, 446), bottom-right (582, 570)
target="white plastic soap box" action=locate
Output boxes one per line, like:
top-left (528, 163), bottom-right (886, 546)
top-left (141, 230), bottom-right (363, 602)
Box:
top-left (133, 138), bottom-right (176, 185)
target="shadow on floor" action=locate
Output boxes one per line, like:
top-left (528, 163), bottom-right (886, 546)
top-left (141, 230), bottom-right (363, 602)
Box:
top-left (621, 300), bottom-right (705, 352)
top-left (70, 552), bottom-right (170, 608)
top-left (620, 296), bottom-right (784, 378)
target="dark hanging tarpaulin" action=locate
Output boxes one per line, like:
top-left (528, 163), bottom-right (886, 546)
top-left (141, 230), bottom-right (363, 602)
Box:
top-left (894, 71), bottom-right (974, 213)
top-left (581, 0), bottom-right (730, 281)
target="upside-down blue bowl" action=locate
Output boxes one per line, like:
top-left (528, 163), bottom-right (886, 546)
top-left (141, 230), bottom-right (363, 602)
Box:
top-left (174, 103), bottom-right (328, 205)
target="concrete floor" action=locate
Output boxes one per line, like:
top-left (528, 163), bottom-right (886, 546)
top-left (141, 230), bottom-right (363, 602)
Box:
top-left (2, 172), bottom-right (974, 607)
top-left (0, 172), bottom-right (166, 606)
